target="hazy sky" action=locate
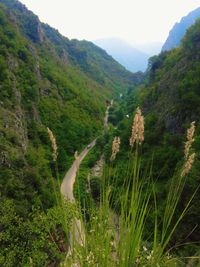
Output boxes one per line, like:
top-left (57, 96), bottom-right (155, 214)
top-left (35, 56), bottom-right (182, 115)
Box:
top-left (20, 0), bottom-right (200, 44)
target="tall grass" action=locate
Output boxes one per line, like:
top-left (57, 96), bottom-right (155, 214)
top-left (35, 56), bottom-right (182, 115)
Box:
top-left (47, 113), bottom-right (198, 267)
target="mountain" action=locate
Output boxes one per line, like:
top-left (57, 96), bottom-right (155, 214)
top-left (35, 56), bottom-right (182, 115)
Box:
top-left (134, 42), bottom-right (162, 56)
top-left (162, 7), bottom-right (200, 51)
top-left (0, 0), bottom-right (139, 264)
top-left (107, 19), bottom-right (200, 259)
top-left (1, 0), bottom-right (200, 265)
top-left (0, 0), bottom-right (136, 203)
top-left (94, 38), bottom-right (150, 72)
top-left (125, 19), bottom-right (200, 245)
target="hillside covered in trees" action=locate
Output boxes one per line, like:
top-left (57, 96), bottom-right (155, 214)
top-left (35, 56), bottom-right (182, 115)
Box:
top-left (113, 19), bottom-right (200, 255)
top-left (0, 0), bottom-right (136, 265)
top-left (1, 0), bottom-right (200, 266)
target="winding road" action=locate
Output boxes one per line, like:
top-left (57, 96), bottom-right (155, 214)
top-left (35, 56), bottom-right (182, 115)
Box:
top-left (61, 139), bottom-right (96, 202)
top-left (60, 139), bottom-right (96, 247)
top-left (61, 101), bottom-right (112, 248)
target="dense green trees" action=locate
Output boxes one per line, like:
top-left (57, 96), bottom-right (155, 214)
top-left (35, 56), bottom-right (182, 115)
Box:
top-left (112, 20), bottom-right (200, 256)
top-left (0, 0), bottom-right (133, 265)
top-left (1, 0), bottom-right (200, 264)
top-left (0, 198), bottom-right (75, 266)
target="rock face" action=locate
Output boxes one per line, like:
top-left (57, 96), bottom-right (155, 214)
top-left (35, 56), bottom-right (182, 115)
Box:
top-left (0, 0), bottom-right (45, 43)
top-left (162, 7), bottom-right (200, 51)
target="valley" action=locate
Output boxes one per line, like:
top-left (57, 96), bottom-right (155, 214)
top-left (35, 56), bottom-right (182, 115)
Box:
top-left (1, 0), bottom-right (200, 266)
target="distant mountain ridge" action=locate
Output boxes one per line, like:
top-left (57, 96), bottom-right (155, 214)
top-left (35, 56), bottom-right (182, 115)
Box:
top-left (162, 7), bottom-right (200, 51)
top-left (94, 38), bottom-right (150, 73)
top-left (135, 42), bottom-right (162, 56)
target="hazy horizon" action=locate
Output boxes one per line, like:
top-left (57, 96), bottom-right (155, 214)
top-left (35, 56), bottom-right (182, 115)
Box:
top-left (20, 0), bottom-right (200, 45)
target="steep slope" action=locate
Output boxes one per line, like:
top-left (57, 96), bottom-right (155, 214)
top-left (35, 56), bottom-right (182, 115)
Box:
top-left (41, 27), bottom-right (135, 91)
top-left (109, 20), bottom-right (200, 253)
top-left (94, 38), bottom-right (149, 72)
top-left (0, 0), bottom-right (135, 203)
top-left (162, 7), bottom-right (200, 51)
top-left (0, 0), bottom-right (136, 264)
top-left (136, 20), bottom-right (200, 244)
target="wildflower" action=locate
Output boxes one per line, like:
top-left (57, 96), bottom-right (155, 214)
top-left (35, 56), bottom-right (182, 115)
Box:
top-left (181, 153), bottom-right (195, 177)
top-left (143, 246), bottom-right (147, 252)
top-left (86, 251), bottom-right (95, 264)
top-left (47, 127), bottom-right (58, 161)
top-left (184, 121), bottom-right (195, 159)
top-left (130, 107), bottom-right (144, 146)
top-left (110, 241), bottom-right (114, 247)
top-left (167, 253), bottom-right (171, 259)
top-left (110, 136), bottom-right (120, 161)
top-left (136, 258), bottom-right (140, 263)
top-left (147, 254), bottom-right (152, 260)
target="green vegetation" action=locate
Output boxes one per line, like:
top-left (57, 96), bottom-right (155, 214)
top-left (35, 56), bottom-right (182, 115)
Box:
top-left (0, 0), bottom-right (133, 265)
top-left (109, 20), bottom-right (200, 259)
top-left (0, 197), bottom-right (76, 267)
top-left (1, 0), bottom-right (200, 266)
top-left (62, 109), bottom-right (198, 266)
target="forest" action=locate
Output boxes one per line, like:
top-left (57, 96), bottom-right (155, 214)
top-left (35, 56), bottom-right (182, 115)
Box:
top-left (0, 0), bottom-right (200, 266)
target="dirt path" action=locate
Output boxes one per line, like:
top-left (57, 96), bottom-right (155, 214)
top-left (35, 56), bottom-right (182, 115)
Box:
top-left (61, 100), bottom-right (112, 201)
top-left (61, 101), bottom-right (112, 248)
top-left (60, 139), bottom-right (96, 247)
top-left (61, 139), bottom-right (96, 201)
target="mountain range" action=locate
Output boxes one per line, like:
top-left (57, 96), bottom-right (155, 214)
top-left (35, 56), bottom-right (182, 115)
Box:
top-left (162, 7), bottom-right (200, 51)
top-left (94, 38), bottom-right (162, 73)
top-left (1, 0), bottom-right (200, 265)
top-left (94, 38), bottom-right (149, 72)
top-left (94, 7), bottom-right (200, 72)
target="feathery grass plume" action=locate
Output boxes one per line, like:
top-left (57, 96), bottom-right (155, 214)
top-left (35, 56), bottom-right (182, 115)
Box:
top-left (184, 121), bottom-right (195, 159)
top-left (110, 136), bottom-right (120, 161)
top-left (47, 127), bottom-right (58, 161)
top-left (181, 121), bottom-right (196, 177)
top-left (181, 152), bottom-right (196, 177)
top-left (130, 107), bottom-right (144, 147)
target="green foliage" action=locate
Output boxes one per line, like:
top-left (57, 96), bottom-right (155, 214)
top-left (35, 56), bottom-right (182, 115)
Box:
top-left (74, 142), bottom-right (104, 208)
top-left (0, 198), bottom-right (75, 267)
top-left (0, 0), bottom-right (133, 265)
top-left (103, 20), bottom-right (200, 259)
top-left (65, 142), bottom-right (198, 267)
top-left (1, 0), bottom-right (200, 265)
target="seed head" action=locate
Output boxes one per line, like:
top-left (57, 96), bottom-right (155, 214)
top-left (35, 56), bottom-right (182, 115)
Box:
top-left (130, 107), bottom-right (144, 146)
top-left (184, 121), bottom-right (195, 159)
top-left (47, 127), bottom-right (58, 161)
top-left (110, 136), bottom-right (120, 161)
top-left (181, 153), bottom-right (195, 177)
